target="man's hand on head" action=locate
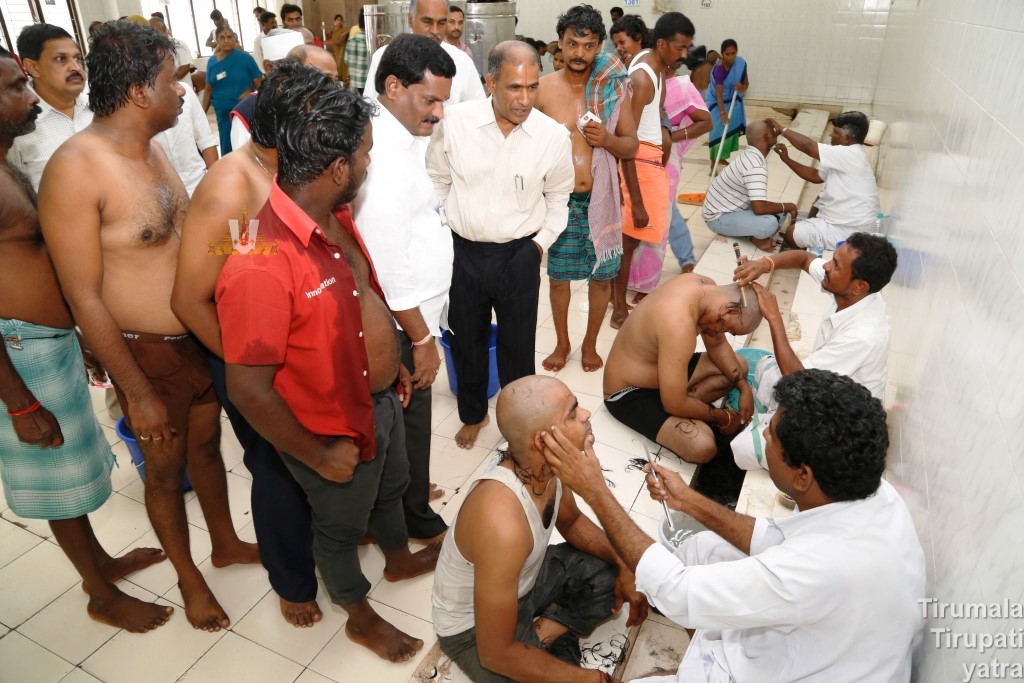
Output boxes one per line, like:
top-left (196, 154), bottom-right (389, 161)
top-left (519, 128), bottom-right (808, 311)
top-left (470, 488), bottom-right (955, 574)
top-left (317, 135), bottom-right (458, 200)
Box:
top-left (751, 282), bottom-right (782, 325)
top-left (766, 118), bottom-right (783, 136)
top-left (540, 426), bottom-right (607, 501)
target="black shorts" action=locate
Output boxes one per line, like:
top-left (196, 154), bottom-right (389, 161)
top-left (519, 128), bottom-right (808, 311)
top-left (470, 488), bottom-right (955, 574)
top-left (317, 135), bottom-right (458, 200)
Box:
top-left (604, 352), bottom-right (702, 442)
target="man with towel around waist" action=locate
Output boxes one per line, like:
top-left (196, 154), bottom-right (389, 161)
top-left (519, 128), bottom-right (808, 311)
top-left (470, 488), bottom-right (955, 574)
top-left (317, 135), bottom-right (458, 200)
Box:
top-left (0, 46), bottom-right (171, 633)
top-left (612, 12), bottom-right (694, 330)
top-left (535, 5), bottom-right (637, 373)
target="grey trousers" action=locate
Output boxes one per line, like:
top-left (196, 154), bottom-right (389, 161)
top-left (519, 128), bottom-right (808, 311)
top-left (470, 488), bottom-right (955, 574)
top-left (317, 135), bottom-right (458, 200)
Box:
top-left (437, 543), bottom-right (618, 682)
top-left (280, 389), bottom-right (410, 605)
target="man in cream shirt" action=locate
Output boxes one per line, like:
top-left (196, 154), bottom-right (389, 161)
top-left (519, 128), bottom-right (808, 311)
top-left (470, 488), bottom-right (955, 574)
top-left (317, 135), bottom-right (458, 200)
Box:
top-left (363, 0), bottom-right (484, 105)
top-left (353, 34), bottom-right (456, 544)
top-left (541, 368), bottom-right (925, 683)
top-left (426, 41), bottom-right (573, 450)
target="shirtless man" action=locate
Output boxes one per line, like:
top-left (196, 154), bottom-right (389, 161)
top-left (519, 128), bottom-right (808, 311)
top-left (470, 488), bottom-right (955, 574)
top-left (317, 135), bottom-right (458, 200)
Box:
top-left (603, 275), bottom-right (762, 463)
top-left (535, 5), bottom-right (637, 373)
top-left (174, 60), bottom-right (340, 630)
top-left (611, 12), bottom-right (694, 329)
top-left (0, 46), bottom-right (170, 633)
top-left (432, 375), bottom-right (646, 682)
top-left (38, 21), bottom-right (259, 633)
top-left (218, 68), bottom-right (440, 662)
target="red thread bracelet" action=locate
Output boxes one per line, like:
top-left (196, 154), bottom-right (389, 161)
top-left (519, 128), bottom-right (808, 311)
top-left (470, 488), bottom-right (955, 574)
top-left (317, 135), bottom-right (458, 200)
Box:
top-left (7, 400), bottom-right (41, 417)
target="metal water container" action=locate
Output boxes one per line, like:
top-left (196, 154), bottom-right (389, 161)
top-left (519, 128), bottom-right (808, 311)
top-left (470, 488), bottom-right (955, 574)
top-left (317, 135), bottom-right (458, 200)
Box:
top-left (363, 2), bottom-right (411, 56)
top-left (464, 1), bottom-right (517, 75)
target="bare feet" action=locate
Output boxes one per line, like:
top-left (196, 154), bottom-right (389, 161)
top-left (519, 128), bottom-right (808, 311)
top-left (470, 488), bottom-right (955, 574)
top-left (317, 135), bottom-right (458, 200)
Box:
top-left (631, 292), bottom-right (647, 305)
top-left (83, 547), bottom-right (167, 592)
top-left (610, 308), bottom-right (629, 330)
top-left (542, 343), bottom-right (571, 372)
top-left (87, 592), bottom-right (174, 633)
top-left (428, 483), bottom-right (445, 502)
top-left (180, 578), bottom-right (231, 632)
top-left (280, 597), bottom-right (323, 628)
top-left (345, 605), bottom-right (424, 662)
top-left (751, 236), bottom-right (778, 253)
top-left (681, 263), bottom-right (696, 274)
top-left (454, 414), bottom-right (489, 449)
top-left (383, 543), bottom-right (441, 582)
top-left (210, 540), bottom-right (261, 568)
top-left (409, 528), bottom-right (448, 546)
top-left (580, 344), bottom-right (604, 372)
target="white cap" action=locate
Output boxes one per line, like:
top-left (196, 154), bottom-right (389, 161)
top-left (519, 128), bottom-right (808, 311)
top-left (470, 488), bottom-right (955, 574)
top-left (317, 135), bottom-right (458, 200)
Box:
top-left (262, 30), bottom-right (305, 62)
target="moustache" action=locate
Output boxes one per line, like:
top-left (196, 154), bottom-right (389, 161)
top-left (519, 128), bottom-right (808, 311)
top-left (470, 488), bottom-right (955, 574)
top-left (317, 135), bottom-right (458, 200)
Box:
top-left (422, 115), bottom-right (440, 124)
top-left (66, 73), bottom-right (84, 83)
top-left (27, 104), bottom-right (43, 121)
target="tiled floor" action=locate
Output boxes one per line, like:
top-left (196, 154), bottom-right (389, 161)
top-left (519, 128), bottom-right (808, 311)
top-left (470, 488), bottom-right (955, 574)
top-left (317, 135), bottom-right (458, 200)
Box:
top-left (0, 105), bottom-right (820, 682)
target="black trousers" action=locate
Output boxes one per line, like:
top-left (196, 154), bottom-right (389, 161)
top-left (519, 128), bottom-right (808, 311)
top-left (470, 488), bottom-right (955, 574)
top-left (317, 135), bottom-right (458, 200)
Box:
top-left (399, 331), bottom-right (447, 539)
top-left (448, 232), bottom-right (541, 425)
top-left (207, 355), bottom-right (317, 603)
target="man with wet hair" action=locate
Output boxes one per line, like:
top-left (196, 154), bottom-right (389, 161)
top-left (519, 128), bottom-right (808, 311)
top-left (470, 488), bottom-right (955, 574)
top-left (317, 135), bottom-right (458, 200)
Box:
top-left (542, 369), bottom-right (925, 683)
top-left (40, 20), bottom-right (259, 633)
top-left (426, 41), bottom-right (574, 450)
top-left (8, 24), bottom-right (91, 190)
top-left (731, 232), bottom-right (897, 471)
top-left (432, 375), bottom-right (647, 682)
top-left (536, 5), bottom-right (637, 375)
top-left (353, 33), bottom-right (456, 544)
top-left (603, 274), bottom-right (762, 464)
top-left (769, 111), bottom-right (880, 250)
top-left (218, 68), bottom-right (440, 662)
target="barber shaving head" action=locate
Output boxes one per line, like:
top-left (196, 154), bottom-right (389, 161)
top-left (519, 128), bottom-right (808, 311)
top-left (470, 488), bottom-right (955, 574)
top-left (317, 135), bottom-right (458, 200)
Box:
top-left (829, 111), bottom-right (869, 146)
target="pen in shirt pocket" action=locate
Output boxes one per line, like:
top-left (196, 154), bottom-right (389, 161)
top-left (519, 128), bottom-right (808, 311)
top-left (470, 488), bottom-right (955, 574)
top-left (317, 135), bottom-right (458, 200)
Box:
top-left (514, 174), bottom-right (524, 191)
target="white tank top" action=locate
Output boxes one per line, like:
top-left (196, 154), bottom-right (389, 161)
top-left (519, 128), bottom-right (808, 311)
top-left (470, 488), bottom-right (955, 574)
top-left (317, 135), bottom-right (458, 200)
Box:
top-left (431, 459), bottom-right (563, 637)
top-left (630, 50), bottom-right (664, 145)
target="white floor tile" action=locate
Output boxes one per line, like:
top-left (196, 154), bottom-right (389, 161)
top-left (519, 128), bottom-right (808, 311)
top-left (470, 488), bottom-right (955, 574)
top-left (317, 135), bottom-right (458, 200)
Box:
top-left (430, 393), bottom-right (458, 430)
top-left (432, 407), bottom-right (503, 451)
top-left (293, 669), bottom-right (337, 683)
top-left (0, 516), bottom-right (44, 569)
top-left (178, 631), bottom-right (303, 682)
top-left (231, 578), bottom-right (346, 667)
top-left (427, 436), bottom-right (492, 490)
top-left (184, 471), bottom-right (253, 534)
top-left (122, 526), bottom-right (213, 597)
top-left (0, 540), bottom-right (79, 627)
top-left (1, 508), bottom-right (54, 540)
top-left (59, 667), bottom-right (104, 683)
top-left (80, 597), bottom-right (223, 683)
top-left (87, 493), bottom-right (152, 557)
top-left (368, 570), bottom-right (434, 623)
top-left (306, 600), bottom-right (434, 682)
top-left (0, 630), bottom-right (75, 681)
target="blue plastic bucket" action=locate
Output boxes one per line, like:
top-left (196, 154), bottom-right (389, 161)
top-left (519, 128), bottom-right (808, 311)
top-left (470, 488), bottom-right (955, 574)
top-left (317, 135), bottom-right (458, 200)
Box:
top-left (116, 417), bottom-right (192, 491)
top-left (439, 324), bottom-right (500, 399)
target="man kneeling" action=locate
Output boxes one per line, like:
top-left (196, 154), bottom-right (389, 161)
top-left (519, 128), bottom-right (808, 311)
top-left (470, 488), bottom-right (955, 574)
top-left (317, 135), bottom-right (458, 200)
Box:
top-left (432, 376), bottom-right (647, 682)
top-left (603, 275), bottom-right (762, 463)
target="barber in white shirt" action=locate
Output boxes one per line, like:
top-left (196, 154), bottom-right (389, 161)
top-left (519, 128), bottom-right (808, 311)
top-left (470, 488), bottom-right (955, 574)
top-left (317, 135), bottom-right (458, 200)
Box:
top-left (353, 34), bottom-right (456, 543)
top-left (729, 232), bottom-right (897, 470)
top-left (541, 369), bottom-right (926, 683)
top-left (362, 0), bottom-right (484, 105)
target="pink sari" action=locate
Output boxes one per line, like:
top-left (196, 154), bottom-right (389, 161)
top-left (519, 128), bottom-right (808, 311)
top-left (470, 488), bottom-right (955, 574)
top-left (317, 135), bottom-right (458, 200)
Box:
top-left (628, 76), bottom-right (708, 293)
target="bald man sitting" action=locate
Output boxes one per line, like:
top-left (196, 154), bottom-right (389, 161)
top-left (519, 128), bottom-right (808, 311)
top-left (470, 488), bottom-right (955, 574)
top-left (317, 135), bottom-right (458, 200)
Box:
top-left (432, 376), bottom-right (647, 683)
top-left (603, 275), bottom-right (763, 463)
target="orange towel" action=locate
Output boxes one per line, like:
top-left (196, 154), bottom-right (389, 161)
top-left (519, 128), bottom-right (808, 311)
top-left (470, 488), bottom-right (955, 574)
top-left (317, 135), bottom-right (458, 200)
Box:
top-left (620, 143), bottom-right (669, 244)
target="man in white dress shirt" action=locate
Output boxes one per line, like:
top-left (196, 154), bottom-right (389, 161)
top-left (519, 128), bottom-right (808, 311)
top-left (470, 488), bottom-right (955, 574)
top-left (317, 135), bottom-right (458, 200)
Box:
top-left (542, 368), bottom-right (926, 683)
top-left (363, 0), bottom-right (484, 106)
top-left (7, 24), bottom-right (92, 191)
top-left (426, 41), bottom-right (574, 450)
top-left (769, 111), bottom-right (881, 250)
top-left (353, 34), bottom-right (456, 543)
top-left (154, 86), bottom-right (219, 197)
top-left (730, 232), bottom-right (897, 470)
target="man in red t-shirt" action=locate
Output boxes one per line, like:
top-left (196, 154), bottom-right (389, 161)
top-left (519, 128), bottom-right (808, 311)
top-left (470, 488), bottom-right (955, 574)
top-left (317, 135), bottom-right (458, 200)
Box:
top-left (216, 68), bottom-right (440, 661)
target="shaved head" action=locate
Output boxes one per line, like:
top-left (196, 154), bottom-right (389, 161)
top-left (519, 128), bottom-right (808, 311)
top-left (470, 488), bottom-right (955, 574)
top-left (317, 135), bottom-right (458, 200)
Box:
top-left (497, 376), bottom-right (570, 462)
top-left (288, 44), bottom-right (339, 79)
top-left (719, 283), bottom-right (763, 334)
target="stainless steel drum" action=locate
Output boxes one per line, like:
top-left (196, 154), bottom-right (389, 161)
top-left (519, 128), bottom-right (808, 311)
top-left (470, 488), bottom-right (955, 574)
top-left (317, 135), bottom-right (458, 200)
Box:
top-left (464, 1), bottom-right (516, 75)
top-left (363, 1), bottom-right (411, 56)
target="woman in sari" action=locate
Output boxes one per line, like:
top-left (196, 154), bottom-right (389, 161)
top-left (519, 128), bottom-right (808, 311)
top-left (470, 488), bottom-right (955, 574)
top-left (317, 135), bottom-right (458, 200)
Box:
top-left (628, 63), bottom-right (711, 301)
top-left (706, 38), bottom-right (748, 169)
top-left (202, 26), bottom-right (262, 154)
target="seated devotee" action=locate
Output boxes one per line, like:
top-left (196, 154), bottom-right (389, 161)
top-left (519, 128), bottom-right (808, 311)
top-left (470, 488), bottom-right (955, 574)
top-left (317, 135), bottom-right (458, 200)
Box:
top-left (542, 368), bottom-right (926, 683)
top-left (729, 232), bottom-right (897, 470)
top-left (432, 375), bottom-right (647, 683)
top-left (603, 274), bottom-right (762, 463)
top-left (0, 46), bottom-right (170, 633)
top-left (769, 112), bottom-right (881, 250)
top-left (701, 119), bottom-right (796, 252)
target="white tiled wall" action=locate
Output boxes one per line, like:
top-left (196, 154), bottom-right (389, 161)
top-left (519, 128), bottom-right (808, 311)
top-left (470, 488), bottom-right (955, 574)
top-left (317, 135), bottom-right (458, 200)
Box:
top-left (871, 0), bottom-right (1024, 680)
top-left (512, 0), bottom-right (889, 106)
